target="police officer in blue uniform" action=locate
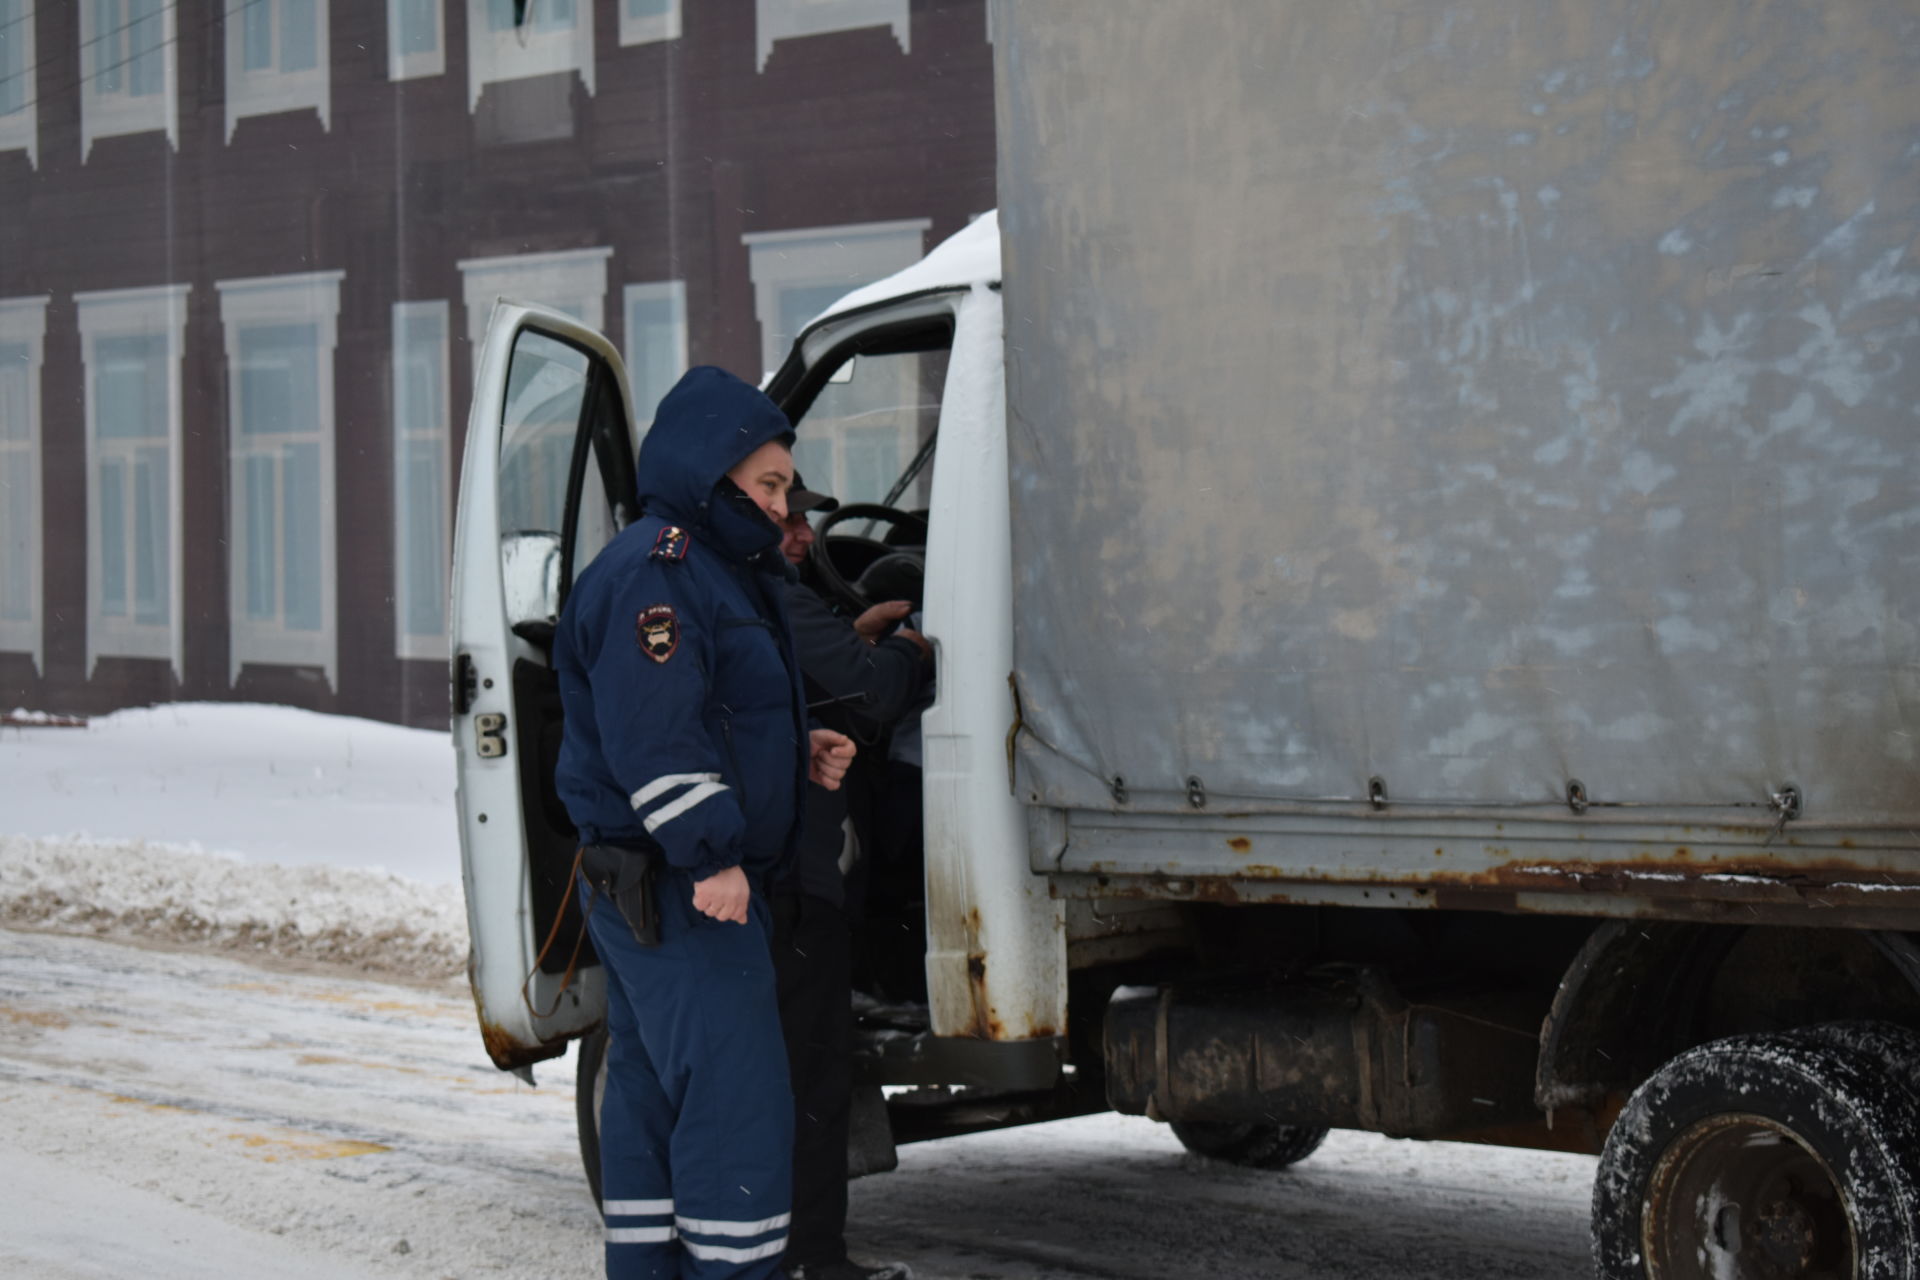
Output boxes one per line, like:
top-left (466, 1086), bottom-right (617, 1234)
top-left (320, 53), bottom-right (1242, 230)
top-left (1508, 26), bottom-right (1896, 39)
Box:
top-left (553, 365), bottom-right (855, 1280)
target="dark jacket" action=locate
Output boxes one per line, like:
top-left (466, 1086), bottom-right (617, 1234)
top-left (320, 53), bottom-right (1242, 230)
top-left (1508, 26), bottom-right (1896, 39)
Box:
top-left (552, 366), bottom-right (807, 884)
top-left (779, 582), bottom-right (931, 903)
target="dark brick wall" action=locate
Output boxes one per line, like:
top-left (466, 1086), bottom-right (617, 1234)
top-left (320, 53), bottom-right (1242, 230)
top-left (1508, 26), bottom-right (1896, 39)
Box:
top-left (0, 0), bottom-right (995, 728)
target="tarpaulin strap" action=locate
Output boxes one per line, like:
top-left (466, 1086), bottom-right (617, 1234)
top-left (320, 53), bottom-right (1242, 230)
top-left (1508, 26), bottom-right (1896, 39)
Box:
top-left (522, 846), bottom-right (593, 1021)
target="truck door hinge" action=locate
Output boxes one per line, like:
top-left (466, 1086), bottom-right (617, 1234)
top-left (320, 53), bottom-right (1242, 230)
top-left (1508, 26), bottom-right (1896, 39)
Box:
top-left (453, 653), bottom-right (478, 717)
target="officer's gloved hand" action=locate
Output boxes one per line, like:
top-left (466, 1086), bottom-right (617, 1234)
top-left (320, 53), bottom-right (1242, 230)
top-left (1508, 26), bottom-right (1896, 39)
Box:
top-left (580, 844), bottom-right (661, 946)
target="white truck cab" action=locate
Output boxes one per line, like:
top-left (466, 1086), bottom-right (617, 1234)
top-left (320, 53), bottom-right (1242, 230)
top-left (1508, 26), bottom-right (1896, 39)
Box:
top-left (451, 215), bottom-right (1076, 1185)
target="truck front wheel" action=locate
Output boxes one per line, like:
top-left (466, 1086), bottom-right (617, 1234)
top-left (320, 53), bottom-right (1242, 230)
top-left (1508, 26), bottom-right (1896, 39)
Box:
top-left (576, 1026), bottom-right (608, 1209)
top-left (1591, 1024), bottom-right (1920, 1279)
top-left (1169, 1119), bottom-right (1329, 1170)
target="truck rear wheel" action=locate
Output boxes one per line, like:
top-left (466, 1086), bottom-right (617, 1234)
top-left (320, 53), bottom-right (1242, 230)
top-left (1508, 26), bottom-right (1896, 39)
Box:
top-left (1591, 1024), bottom-right (1920, 1279)
top-left (1169, 1119), bottom-right (1329, 1170)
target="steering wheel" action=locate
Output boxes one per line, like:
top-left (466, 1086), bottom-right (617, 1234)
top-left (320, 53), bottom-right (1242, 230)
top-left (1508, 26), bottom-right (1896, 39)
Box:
top-left (807, 503), bottom-right (928, 613)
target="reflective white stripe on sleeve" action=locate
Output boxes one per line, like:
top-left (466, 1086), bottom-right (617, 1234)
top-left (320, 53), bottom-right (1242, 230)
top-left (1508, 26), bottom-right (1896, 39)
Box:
top-left (681, 1236), bottom-right (787, 1263)
top-left (630, 772), bottom-right (721, 812)
top-left (642, 780), bottom-right (730, 833)
top-left (674, 1212), bottom-right (791, 1238)
top-left (603, 1199), bottom-right (675, 1216)
top-left (606, 1225), bottom-right (678, 1244)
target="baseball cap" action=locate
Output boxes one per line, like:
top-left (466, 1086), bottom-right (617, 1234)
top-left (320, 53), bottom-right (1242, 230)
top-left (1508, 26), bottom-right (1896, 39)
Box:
top-left (788, 473), bottom-right (840, 516)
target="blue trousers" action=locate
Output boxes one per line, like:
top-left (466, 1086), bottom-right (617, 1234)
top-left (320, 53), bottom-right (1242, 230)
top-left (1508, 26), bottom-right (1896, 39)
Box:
top-left (585, 867), bottom-right (794, 1280)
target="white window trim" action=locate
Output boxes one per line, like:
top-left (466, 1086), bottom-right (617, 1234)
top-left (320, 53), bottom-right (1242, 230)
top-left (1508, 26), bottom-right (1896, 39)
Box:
top-left (216, 270), bottom-right (345, 689)
top-left (0, 0), bottom-right (38, 167)
top-left (620, 0), bottom-right (680, 47)
top-left (742, 218), bottom-right (930, 374)
top-left (465, 0), bottom-right (595, 112)
top-left (622, 279), bottom-right (688, 436)
top-left (75, 283), bottom-right (190, 678)
top-left (754, 0), bottom-right (908, 72)
top-left (388, 0), bottom-right (445, 80)
top-left (0, 294), bottom-right (48, 670)
top-left (458, 246), bottom-right (613, 353)
top-left (393, 299), bottom-right (450, 661)
top-left (224, 0), bottom-right (332, 142)
top-left (79, 0), bottom-right (178, 160)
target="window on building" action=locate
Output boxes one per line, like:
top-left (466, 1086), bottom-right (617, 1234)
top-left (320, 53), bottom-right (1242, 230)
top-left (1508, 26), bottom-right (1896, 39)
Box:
top-left (621, 0), bottom-right (679, 47)
top-left (459, 247), bottom-right (612, 353)
top-left (217, 271), bottom-right (344, 688)
top-left (0, 0), bottom-right (36, 166)
top-left (75, 285), bottom-right (188, 676)
top-left (224, 0), bottom-right (331, 140)
top-left (388, 0), bottom-right (444, 79)
top-left (755, 0), bottom-right (909, 71)
top-left (742, 219), bottom-right (931, 504)
top-left (465, 0), bottom-right (594, 111)
top-left (623, 281), bottom-right (686, 439)
top-left (0, 296), bottom-right (48, 671)
top-left (393, 301), bottom-right (449, 660)
top-left (79, 0), bottom-right (176, 159)
top-left (743, 220), bottom-right (927, 374)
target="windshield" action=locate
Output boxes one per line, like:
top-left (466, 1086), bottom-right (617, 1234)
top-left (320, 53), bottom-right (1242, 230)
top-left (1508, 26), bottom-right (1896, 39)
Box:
top-left (790, 344), bottom-right (949, 510)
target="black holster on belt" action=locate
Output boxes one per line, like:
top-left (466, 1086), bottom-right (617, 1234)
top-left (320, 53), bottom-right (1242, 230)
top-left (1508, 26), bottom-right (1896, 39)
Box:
top-left (580, 841), bottom-right (662, 947)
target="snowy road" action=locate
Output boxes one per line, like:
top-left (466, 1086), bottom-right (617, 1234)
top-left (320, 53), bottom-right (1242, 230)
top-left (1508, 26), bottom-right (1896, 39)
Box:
top-left (1, 926), bottom-right (1597, 1280)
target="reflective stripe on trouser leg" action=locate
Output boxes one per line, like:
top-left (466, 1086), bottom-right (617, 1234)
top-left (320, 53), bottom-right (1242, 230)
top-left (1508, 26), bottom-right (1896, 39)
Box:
top-left (589, 871), bottom-right (793, 1280)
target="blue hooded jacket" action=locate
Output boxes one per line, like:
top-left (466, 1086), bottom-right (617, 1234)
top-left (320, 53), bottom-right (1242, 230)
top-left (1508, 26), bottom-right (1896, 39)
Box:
top-left (552, 366), bottom-right (807, 884)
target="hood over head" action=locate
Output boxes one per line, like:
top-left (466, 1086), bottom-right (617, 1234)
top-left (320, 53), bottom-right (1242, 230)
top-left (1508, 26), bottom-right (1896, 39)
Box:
top-left (637, 366), bottom-right (795, 561)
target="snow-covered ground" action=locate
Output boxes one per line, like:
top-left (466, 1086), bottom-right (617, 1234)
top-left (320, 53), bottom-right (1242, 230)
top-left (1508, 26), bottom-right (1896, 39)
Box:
top-left (0, 703), bottom-right (1598, 1278)
top-left (2, 702), bottom-right (462, 882)
top-left (1, 704), bottom-right (467, 980)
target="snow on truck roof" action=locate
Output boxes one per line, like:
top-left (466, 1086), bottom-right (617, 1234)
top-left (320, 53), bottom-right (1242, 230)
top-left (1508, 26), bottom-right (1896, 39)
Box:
top-left (814, 210), bottom-right (1002, 324)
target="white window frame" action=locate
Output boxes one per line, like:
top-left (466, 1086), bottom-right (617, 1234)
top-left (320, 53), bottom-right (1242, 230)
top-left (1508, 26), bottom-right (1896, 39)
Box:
top-left (620, 0), bottom-right (680, 47)
top-left (75, 283), bottom-right (189, 678)
top-left (0, 295), bottom-right (48, 670)
top-left (224, 0), bottom-right (332, 141)
top-left (392, 299), bottom-right (451, 661)
top-left (79, 0), bottom-right (178, 160)
top-left (755, 0), bottom-right (908, 71)
top-left (0, 0), bottom-right (37, 166)
top-left (742, 218), bottom-right (929, 374)
top-left (387, 0), bottom-right (445, 80)
top-left (216, 270), bottom-right (345, 689)
top-left (622, 280), bottom-right (687, 439)
top-left (465, 0), bottom-right (594, 112)
top-left (458, 246), bottom-right (612, 354)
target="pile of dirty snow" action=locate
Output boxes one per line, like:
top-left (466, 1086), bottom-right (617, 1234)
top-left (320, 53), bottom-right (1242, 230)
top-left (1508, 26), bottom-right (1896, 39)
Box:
top-left (0, 835), bottom-right (468, 979)
top-left (0, 703), bottom-right (468, 979)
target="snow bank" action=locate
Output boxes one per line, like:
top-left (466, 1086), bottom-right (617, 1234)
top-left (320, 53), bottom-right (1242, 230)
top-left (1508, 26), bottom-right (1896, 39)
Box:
top-left (0, 704), bottom-right (471, 980)
top-left (0, 834), bottom-right (469, 980)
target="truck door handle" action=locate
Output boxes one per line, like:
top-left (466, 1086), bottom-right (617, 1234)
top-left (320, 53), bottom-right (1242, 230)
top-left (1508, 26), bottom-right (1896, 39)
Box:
top-left (475, 712), bottom-right (508, 759)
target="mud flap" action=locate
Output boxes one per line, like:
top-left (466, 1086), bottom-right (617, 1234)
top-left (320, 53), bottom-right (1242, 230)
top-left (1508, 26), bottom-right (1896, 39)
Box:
top-left (847, 1083), bottom-right (898, 1179)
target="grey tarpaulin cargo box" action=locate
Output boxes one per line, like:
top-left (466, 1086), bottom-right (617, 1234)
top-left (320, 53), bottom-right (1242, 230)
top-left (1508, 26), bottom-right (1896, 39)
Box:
top-left (997, 1), bottom-right (1919, 919)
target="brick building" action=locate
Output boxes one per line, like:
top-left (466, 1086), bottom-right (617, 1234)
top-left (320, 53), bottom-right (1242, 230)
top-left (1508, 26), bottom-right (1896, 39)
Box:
top-left (0, 0), bottom-right (995, 725)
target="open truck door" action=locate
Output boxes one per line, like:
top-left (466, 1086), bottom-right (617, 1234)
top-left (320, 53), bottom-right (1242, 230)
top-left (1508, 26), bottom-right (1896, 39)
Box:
top-left (452, 301), bottom-right (639, 1073)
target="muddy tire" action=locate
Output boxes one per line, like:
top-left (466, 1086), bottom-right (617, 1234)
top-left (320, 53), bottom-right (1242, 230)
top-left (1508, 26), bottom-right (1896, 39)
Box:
top-left (1591, 1023), bottom-right (1920, 1279)
top-left (1169, 1120), bottom-right (1330, 1170)
top-left (576, 1026), bottom-right (609, 1210)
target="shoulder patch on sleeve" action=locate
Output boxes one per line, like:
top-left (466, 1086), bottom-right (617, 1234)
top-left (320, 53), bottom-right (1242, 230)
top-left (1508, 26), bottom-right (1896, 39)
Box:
top-left (650, 526), bottom-right (690, 562)
top-left (636, 605), bottom-right (681, 663)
